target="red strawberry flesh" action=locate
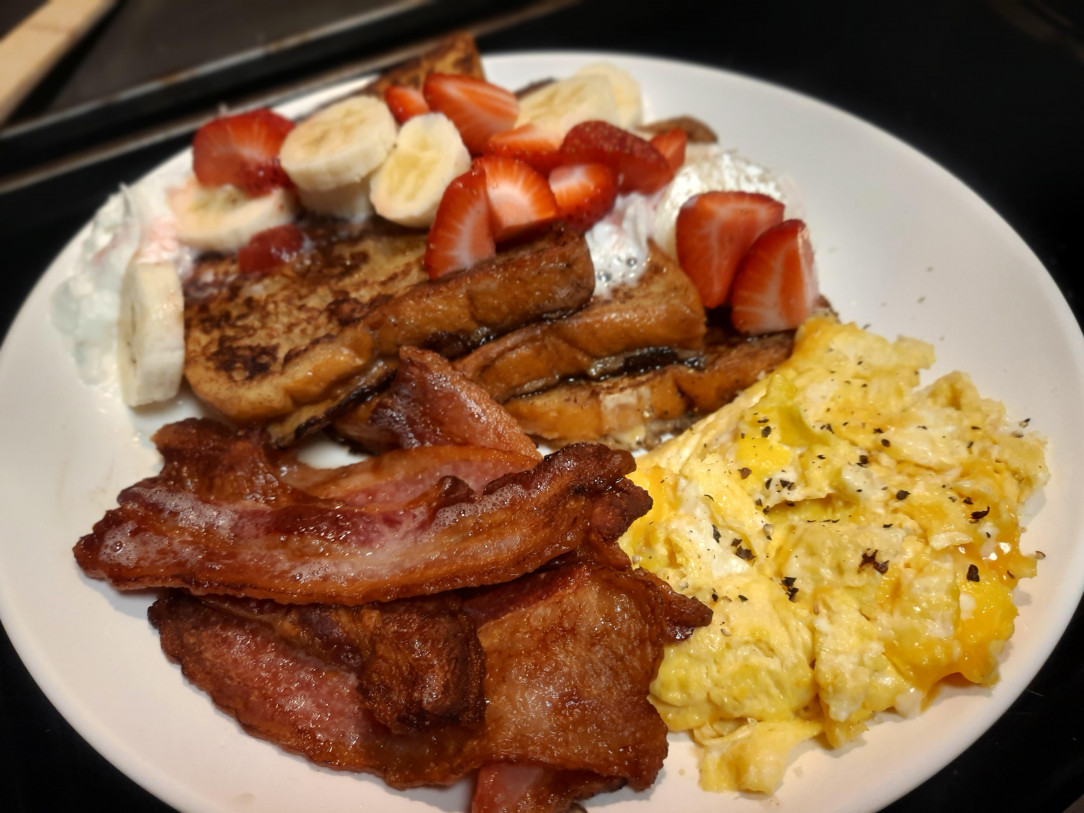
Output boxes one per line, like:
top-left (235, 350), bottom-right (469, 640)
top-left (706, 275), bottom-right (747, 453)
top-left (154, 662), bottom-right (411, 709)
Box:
top-left (237, 224), bottom-right (306, 275)
top-left (424, 166), bottom-right (496, 278)
top-left (192, 108), bottom-right (294, 196)
top-left (548, 163), bottom-right (618, 232)
top-left (675, 191), bottom-right (785, 308)
top-left (423, 73), bottom-right (519, 155)
top-left (384, 85), bottom-right (430, 124)
top-left (730, 219), bottom-right (818, 335)
top-left (559, 120), bottom-right (674, 194)
top-left (474, 155), bottom-right (559, 242)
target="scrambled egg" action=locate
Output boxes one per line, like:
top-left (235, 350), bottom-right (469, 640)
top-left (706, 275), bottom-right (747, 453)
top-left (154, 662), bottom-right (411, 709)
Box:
top-left (620, 316), bottom-right (1048, 793)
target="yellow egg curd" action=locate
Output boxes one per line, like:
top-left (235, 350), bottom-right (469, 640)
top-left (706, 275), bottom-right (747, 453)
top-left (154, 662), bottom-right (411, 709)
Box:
top-left (620, 316), bottom-right (1048, 794)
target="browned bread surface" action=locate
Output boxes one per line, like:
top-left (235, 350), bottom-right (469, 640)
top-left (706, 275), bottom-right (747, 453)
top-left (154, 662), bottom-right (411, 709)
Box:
top-left (360, 32), bottom-right (485, 95)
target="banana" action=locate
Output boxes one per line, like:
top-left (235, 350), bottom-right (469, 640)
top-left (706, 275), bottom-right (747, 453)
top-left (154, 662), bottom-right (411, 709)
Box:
top-left (574, 62), bottom-right (644, 128)
top-left (515, 74), bottom-right (620, 141)
top-left (298, 177), bottom-right (373, 221)
top-left (369, 113), bottom-right (471, 228)
top-left (116, 258), bottom-right (185, 407)
top-left (168, 178), bottom-right (297, 253)
top-left (280, 96), bottom-right (397, 191)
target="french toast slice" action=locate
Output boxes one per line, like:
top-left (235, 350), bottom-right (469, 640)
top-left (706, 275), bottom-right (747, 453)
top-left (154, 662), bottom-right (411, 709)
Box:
top-left (502, 326), bottom-right (796, 451)
top-left (360, 32), bottom-right (486, 95)
top-left (184, 225), bottom-right (595, 444)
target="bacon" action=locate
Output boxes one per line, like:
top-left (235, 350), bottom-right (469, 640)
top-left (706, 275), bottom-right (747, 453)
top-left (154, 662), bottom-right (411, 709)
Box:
top-left (74, 418), bottom-right (643, 605)
top-left (471, 763), bottom-right (622, 813)
top-left (148, 563), bottom-right (712, 793)
top-left (367, 346), bottom-right (542, 459)
top-left (200, 593), bottom-right (486, 733)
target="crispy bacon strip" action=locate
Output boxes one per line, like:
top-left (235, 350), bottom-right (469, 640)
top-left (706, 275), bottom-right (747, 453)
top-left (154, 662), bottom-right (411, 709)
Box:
top-left (201, 594), bottom-right (486, 733)
top-left (148, 563), bottom-right (711, 792)
top-left (471, 763), bottom-right (622, 813)
top-left (367, 346), bottom-right (542, 459)
top-left (74, 419), bottom-right (642, 605)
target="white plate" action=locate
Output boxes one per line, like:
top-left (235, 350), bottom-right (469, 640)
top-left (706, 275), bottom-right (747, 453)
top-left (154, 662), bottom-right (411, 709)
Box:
top-left (2, 52), bottom-right (1083, 813)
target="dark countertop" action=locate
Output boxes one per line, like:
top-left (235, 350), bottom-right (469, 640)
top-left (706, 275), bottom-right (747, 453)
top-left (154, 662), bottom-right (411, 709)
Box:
top-left (2, 1), bottom-right (1082, 811)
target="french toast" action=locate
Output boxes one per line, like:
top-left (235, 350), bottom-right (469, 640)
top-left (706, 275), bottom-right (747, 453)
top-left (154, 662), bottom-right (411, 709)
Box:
top-left (184, 224), bottom-right (594, 444)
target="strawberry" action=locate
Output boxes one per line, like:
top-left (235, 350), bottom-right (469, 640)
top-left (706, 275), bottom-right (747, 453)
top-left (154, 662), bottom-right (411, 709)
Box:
top-left (729, 219), bottom-right (818, 335)
top-left (548, 163), bottom-right (618, 231)
top-left (474, 155), bottom-right (559, 242)
top-left (675, 191), bottom-right (785, 308)
top-left (384, 85), bottom-right (430, 124)
top-left (485, 124), bottom-right (563, 174)
top-left (237, 223), bottom-right (305, 274)
top-left (422, 73), bottom-right (519, 154)
top-left (559, 120), bottom-right (673, 194)
top-left (192, 108), bottom-right (295, 196)
top-left (650, 128), bottom-right (687, 172)
top-left (425, 166), bottom-right (496, 278)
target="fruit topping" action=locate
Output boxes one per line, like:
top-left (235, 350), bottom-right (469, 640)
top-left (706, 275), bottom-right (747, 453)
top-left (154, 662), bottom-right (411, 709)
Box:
top-left (473, 155), bottom-right (559, 242)
top-left (423, 74), bottom-right (519, 155)
top-left (192, 108), bottom-right (295, 196)
top-left (649, 128), bottom-right (688, 172)
top-left (548, 163), bottom-right (619, 232)
top-left (237, 224), bottom-right (306, 274)
top-left (559, 120), bottom-right (674, 194)
top-left (485, 124), bottom-right (564, 174)
top-left (384, 85), bottom-right (430, 123)
top-left (424, 166), bottom-right (497, 278)
top-left (675, 191), bottom-right (785, 308)
top-left (729, 219), bottom-right (818, 334)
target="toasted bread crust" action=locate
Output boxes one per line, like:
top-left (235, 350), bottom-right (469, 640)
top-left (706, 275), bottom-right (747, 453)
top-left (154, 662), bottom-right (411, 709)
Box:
top-left (185, 226), bottom-right (595, 443)
top-left (503, 327), bottom-right (795, 450)
top-left (360, 32), bottom-right (485, 95)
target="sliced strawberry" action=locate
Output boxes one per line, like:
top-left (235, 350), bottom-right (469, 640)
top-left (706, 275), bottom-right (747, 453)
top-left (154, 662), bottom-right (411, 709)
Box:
top-left (422, 73), bottom-right (519, 154)
top-left (675, 191), bottom-right (785, 308)
top-left (730, 219), bottom-right (818, 335)
top-left (485, 124), bottom-right (564, 174)
top-left (384, 85), bottom-right (430, 124)
top-left (548, 163), bottom-right (618, 232)
top-left (559, 120), bottom-right (673, 194)
top-left (192, 108), bottom-right (294, 196)
top-left (650, 128), bottom-right (687, 172)
top-left (473, 155), bottom-right (559, 242)
top-left (425, 166), bottom-right (496, 278)
top-left (237, 224), bottom-right (305, 274)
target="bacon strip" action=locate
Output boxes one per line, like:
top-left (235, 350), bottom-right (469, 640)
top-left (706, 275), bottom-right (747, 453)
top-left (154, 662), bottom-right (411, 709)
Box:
top-left (74, 418), bottom-right (643, 605)
top-left (471, 763), bottom-right (622, 813)
top-left (148, 563), bottom-right (711, 792)
top-left (200, 594), bottom-right (486, 733)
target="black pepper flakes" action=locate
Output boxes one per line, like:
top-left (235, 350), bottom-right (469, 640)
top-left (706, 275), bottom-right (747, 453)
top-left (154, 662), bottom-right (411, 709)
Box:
top-left (734, 545), bottom-right (755, 561)
top-left (739, 467), bottom-right (752, 479)
top-left (780, 577), bottom-right (799, 601)
top-left (895, 489), bottom-right (910, 500)
top-left (881, 438), bottom-right (891, 447)
top-left (860, 549), bottom-right (890, 574)
top-left (738, 594), bottom-right (748, 602)
top-left (712, 525), bottom-right (722, 543)
top-left (967, 564), bottom-right (980, 582)
top-left (761, 425), bottom-right (772, 438)
top-left (857, 454), bottom-right (870, 467)
top-left (963, 496), bottom-right (973, 505)
top-left (969, 507), bottom-right (991, 523)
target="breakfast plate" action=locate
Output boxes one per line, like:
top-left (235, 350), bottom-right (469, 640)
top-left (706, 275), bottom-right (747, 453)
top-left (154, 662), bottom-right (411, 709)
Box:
top-left (1, 51), bottom-right (1083, 813)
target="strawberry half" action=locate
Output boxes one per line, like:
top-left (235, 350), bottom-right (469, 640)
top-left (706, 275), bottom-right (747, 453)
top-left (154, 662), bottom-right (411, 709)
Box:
top-left (425, 166), bottom-right (496, 278)
top-left (422, 73), bottom-right (519, 155)
top-left (730, 219), bottom-right (818, 335)
top-left (650, 128), bottom-right (687, 172)
top-left (192, 108), bottom-right (295, 196)
top-left (384, 85), bottom-right (430, 124)
top-left (237, 223), bottom-right (305, 274)
top-left (559, 120), bottom-right (674, 194)
top-left (548, 163), bottom-right (618, 232)
top-left (485, 123), bottom-right (564, 174)
top-left (474, 155), bottom-right (559, 242)
top-left (675, 191), bottom-right (785, 308)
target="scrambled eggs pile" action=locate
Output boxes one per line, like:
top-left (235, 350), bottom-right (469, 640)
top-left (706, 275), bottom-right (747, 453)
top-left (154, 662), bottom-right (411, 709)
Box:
top-left (620, 317), bottom-right (1047, 793)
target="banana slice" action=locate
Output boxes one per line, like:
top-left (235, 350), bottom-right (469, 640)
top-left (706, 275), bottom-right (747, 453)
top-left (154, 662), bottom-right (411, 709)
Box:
top-left (280, 96), bottom-right (397, 192)
top-left (169, 178), bottom-right (296, 253)
top-left (298, 177), bottom-right (373, 221)
top-left (574, 62), bottom-right (644, 128)
top-left (117, 258), bottom-right (185, 407)
top-left (515, 74), bottom-right (620, 141)
top-left (369, 113), bottom-right (471, 228)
